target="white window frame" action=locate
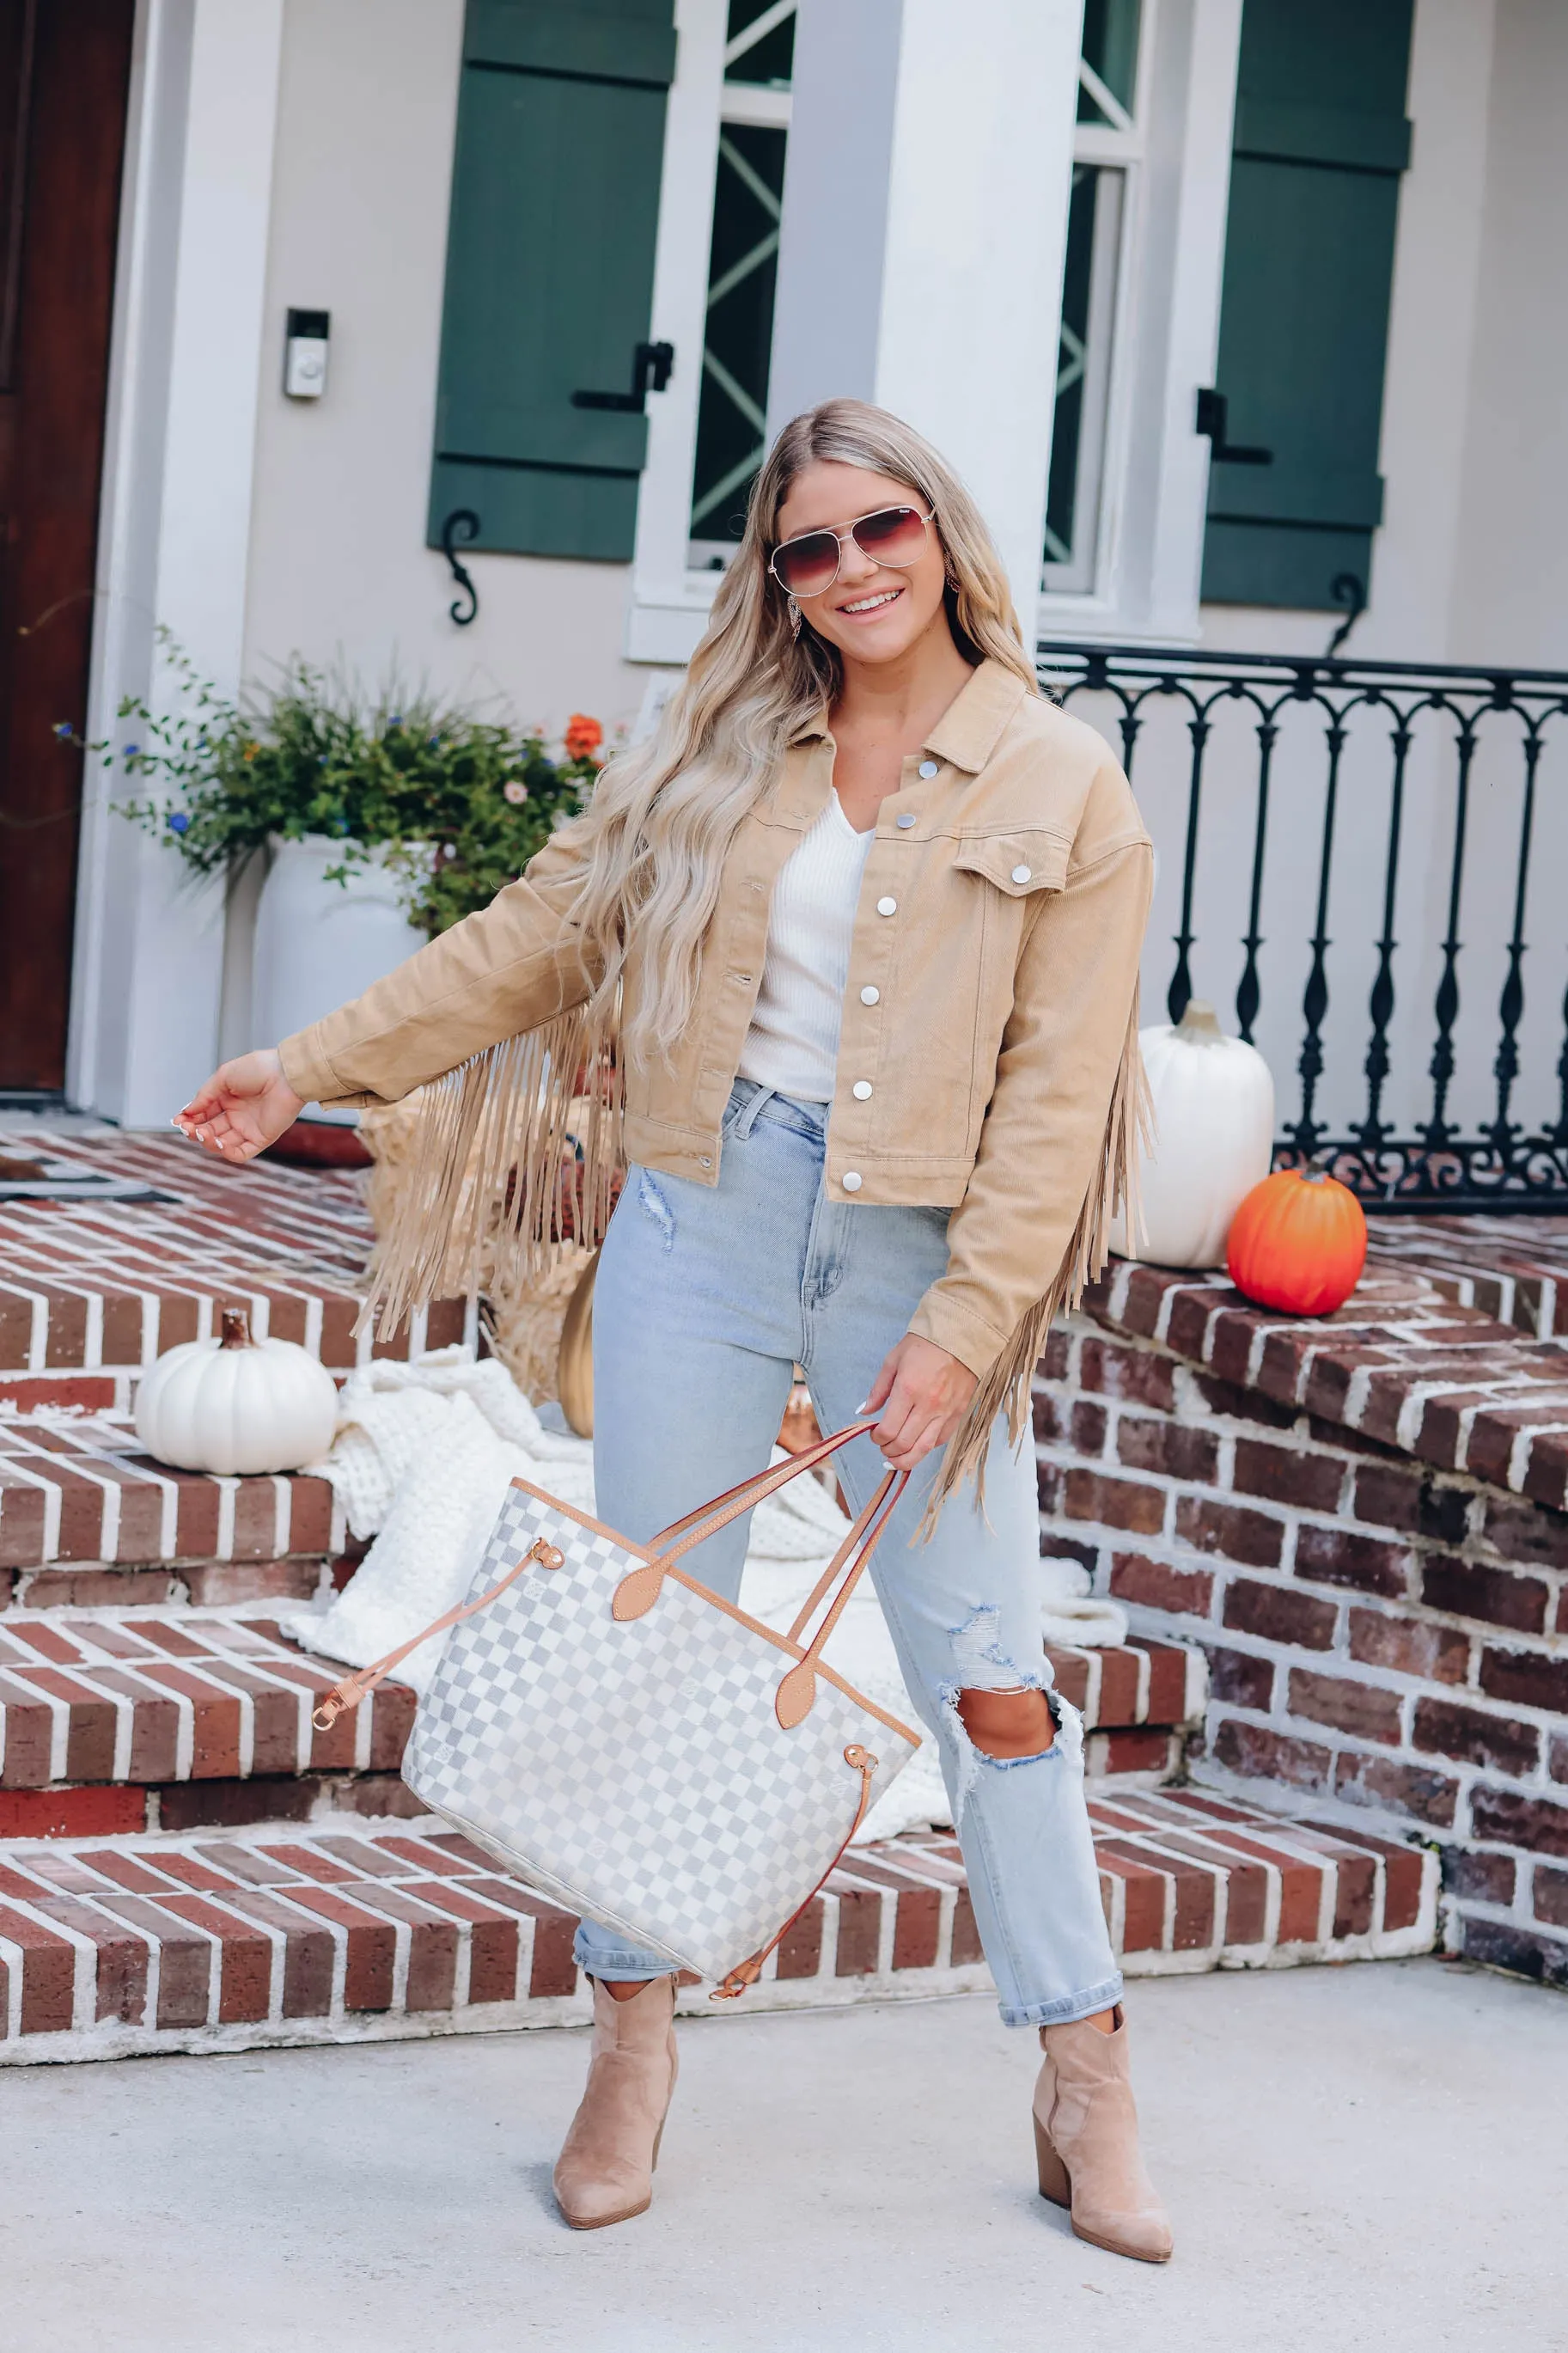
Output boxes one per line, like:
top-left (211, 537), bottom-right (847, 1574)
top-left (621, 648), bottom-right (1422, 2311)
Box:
top-left (1039, 0), bottom-right (1243, 646)
top-left (626, 0), bottom-right (796, 664)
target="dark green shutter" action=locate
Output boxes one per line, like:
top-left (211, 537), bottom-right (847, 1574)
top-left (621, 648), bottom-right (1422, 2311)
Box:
top-left (1200, 0), bottom-right (1412, 610)
top-left (428, 0), bottom-right (677, 563)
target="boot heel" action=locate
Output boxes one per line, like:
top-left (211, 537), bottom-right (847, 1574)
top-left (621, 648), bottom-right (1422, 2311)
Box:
top-left (1034, 2114), bottom-right (1071, 2209)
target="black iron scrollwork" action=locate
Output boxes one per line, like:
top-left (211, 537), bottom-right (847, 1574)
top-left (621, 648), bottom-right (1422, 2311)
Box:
top-left (440, 508), bottom-right (479, 626)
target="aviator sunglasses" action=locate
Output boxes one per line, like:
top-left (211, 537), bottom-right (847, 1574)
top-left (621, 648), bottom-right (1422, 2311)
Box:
top-left (768, 504), bottom-right (936, 600)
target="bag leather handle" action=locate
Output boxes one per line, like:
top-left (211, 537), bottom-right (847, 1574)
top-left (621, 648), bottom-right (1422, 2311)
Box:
top-left (772, 1467), bottom-right (907, 1728)
top-left (611, 1418), bottom-right (883, 1623)
top-left (311, 1534), bottom-right (564, 1731)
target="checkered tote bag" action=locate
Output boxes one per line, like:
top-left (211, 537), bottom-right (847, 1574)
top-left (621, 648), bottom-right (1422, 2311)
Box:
top-left (313, 1423), bottom-right (920, 1996)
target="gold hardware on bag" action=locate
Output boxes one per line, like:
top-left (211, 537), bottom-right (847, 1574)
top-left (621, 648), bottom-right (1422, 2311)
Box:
top-left (310, 1529), bottom-right (567, 1727)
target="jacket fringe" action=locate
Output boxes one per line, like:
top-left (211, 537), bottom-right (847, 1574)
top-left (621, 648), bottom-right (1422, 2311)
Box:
top-left (922, 985), bottom-right (1152, 1535)
top-left (357, 996), bottom-right (622, 1341)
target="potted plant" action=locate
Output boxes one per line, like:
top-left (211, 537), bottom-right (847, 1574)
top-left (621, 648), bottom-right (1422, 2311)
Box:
top-left (110, 633), bottom-right (607, 1100)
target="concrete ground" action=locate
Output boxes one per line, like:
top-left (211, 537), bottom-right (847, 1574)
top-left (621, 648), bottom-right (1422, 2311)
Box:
top-left (1, 1959), bottom-right (1561, 2353)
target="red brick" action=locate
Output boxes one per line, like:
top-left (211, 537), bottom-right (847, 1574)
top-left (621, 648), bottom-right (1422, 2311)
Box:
top-left (86, 1668), bottom-right (180, 1778)
top-left (775, 1897), bottom-right (824, 1978)
top-left (1094, 1846), bottom-right (1169, 1952)
top-left (1070, 1399), bottom-right (1108, 1455)
top-left (832, 1885), bottom-right (882, 1975)
top-left (218, 1888), bottom-right (335, 2016)
top-left (1098, 1727), bottom-right (1176, 1776)
top-left (282, 1885), bottom-right (396, 2009)
top-left (18, 1568), bottom-right (176, 1609)
top-left (467, 1882), bottom-right (578, 1997)
top-left (350, 1887), bottom-right (458, 2013)
top-left (1116, 1419), bottom-right (1219, 1482)
top-left (1223, 1577), bottom-right (1337, 1649)
top-left (1094, 1649), bottom-right (1142, 1722)
top-left (1293, 1524), bottom-right (1409, 1599)
top-left (406, 1880), bottom-right (521, 2005)
top-left (1138, 1641), bottom-right (1193, 1725)
top-left (1205, 1644), bottom-right (1275, 1709)
top-left (24, 1893), bottom-right (149, 2024)
top-left (1411, 1388), bottom-right (1492, 1467)
top-left (1040, 1328), bottom-right (1071, 1381)
top-left (1233, 1439), bottom-right (1345, 1513)
top-left (1078, 1335), bottom-right (1176, 1409)
top-left (0, 1675), bottom-right (64, 1786)
top-left (949, 1883), bottom-right (984, 1965)
top-left (1333, 1751), bottom-right (1459, 1829)
top-left (1046, 1649), bottom-right (1089, 1710)
top-left (0, 1786), bottom-right (146, 1837)
top-left (1534, 1867), bottom-right (1568, 1929)
top-left (1478, 1646), bottom-right (1568, 1715)
top-left (1480, 1494), bottom-right (1568, 1569)
top-left (1448, 1850), bottom-right (1516, 1905)
top-left (1179, 1494), bottom-right (1287, 1568)
top-left (0, 1901), bottom-right (77, 2031)
top-left (1192, 1371), bottom-right (1296, 1428)
top-left (1461, 1916), bottom-right (1568, 1985)
top-left (1032, 1392), bottom-right (1068, 1444)
top-left (158, 1892), bottom-right (274, 2024)
top-left (1468, 1788), bottom-right (1568, 1860)
top-left (1412, 1697), bottom-right (1539, 1776)
top-left (846, 1863), bottom-right (941, 1971)
top-left (1348, 1609), bottom-right (1470, 1687)
top-left (1547, 1733), bottom-right (1568, 1783)
top-left (1286, 1668), bottom-right (1403, 1745)
top-left (1211, 1718), bottom-right (1332, 1793)
top-left (157, 1779), bottom-right (316, 1832)
top-left (1352, 1464), bottom-right (1470, 1543)
top-left (1063, 1468), bottom-right (1167, 1534)
top-left (1420, 1555), bottom-right (1549, 1633)
top-left (184, 1561), bottom-right (323, 1607)
top-left (95, 1893), bottom-right (213, 2026)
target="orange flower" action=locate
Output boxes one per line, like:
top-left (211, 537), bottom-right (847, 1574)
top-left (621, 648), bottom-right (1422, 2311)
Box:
top-left (564, 712), bottom-right (603, 761)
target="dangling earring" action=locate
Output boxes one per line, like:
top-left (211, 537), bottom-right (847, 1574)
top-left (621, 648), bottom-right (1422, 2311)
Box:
top-left (787, 595), bottom-right (802, 641)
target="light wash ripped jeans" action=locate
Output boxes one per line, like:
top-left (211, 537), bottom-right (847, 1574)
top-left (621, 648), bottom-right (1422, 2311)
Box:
top-left (575, 1079), bottom-right (1122, 2027)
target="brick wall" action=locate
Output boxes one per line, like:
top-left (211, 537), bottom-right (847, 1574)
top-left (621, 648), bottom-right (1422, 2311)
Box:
top-left (1035, 1282), bottom-right (1568, 1990)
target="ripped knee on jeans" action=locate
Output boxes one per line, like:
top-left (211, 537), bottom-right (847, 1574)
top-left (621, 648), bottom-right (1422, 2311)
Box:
top-left (954, 1684), bottom-right (1055, 1759)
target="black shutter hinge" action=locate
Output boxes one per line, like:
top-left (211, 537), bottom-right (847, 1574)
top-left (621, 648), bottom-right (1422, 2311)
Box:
top-left (1196, 388), bottom-right (1272, 466)
top-left (571, 341), bottom-right (675, 413)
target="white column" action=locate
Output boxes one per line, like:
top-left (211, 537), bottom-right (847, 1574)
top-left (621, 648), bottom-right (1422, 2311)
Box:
top-left (68, 0), bottom-right (284, 1127)
top-left (770, 0), bottom-right (1085, 631)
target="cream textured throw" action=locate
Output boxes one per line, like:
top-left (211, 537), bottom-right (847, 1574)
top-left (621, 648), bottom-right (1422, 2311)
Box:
top-left (283, 1347), bottom-right (1124, 1844)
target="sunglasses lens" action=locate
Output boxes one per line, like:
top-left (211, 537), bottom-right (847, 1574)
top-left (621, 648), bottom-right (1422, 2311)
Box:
top-left (851, 506), bottom-right (929, 566)
top-left (774, 533), bottom-right (840, 597)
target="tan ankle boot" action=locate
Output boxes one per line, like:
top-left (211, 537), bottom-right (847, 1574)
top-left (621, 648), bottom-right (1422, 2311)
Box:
top-left (552, 1977), bottom-right (679, 2230)
top-left (1033, 2009), bottom-right (1172, 2264)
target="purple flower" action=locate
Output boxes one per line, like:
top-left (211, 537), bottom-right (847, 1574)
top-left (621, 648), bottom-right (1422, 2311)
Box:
top-left (123, 743), bottom-right (141, 759)
top-left (167, 810), bottom-right (190, 834)
top-left (53, 721), bottom-right (73, 740)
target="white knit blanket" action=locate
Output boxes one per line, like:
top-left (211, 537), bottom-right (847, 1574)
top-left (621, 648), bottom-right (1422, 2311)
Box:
top-left (282, 1347), bottom-right (1125, 1844)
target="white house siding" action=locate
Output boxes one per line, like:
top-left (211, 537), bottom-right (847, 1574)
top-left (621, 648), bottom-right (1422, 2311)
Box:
top-left (243, 0), bottom-right (650, 742)
top-left (1140, 0), bottom-right (1568, 1159)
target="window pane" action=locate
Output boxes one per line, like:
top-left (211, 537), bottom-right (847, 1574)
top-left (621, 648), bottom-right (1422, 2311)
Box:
top-left (724, 0), bottom-right (795, 89)
top-left (1044, 165), bottom-right (1123, 591)
top-left (1077, 0), bottom-right (1141, 120)
top-left (689, 122), bottom-right (787, 556)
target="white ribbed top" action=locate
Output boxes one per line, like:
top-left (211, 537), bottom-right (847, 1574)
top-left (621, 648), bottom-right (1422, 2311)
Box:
top-left (737, 791), bottom-right (873, 1103)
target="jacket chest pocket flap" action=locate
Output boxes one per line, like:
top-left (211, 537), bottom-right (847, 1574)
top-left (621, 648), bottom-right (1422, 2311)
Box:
top-left (952, 828), bottom-right (1071, 897)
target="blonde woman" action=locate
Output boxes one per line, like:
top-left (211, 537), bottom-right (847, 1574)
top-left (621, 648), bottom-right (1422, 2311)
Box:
top-left (177, 401), bottom-right (1168, 2264)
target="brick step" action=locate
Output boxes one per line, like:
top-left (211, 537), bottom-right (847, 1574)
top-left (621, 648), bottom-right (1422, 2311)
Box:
top-left (0, 1792), bottom-right (1437, 2062)
top-left (0, 1411), bottom-right (347, 1606)
top-left (0, 1608), bottom-right (1206, 1833)
top-left (0, 1127), bottom-right (471, 1397)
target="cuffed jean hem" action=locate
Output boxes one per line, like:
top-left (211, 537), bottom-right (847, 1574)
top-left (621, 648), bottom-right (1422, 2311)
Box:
top-left (571, 1928), bottom-right (680, 1982)
top-left (998, 1971), bottom-right (1125, 2030)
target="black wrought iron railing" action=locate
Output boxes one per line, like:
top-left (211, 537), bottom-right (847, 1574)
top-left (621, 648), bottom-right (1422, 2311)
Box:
top-left (1038, 641), bottom-right (1568, 1213)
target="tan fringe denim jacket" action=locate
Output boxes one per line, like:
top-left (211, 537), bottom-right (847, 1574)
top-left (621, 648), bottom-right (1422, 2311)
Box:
top-left (279, 659), bottom-right (1152, 1508)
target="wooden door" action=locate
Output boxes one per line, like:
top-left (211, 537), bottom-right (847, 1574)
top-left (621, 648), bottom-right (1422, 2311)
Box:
top-left (0, 0), bottom-right (135, 1092)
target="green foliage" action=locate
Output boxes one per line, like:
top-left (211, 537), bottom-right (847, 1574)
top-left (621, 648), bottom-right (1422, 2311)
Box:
top-left (110, 633), bottom-right (602, 937)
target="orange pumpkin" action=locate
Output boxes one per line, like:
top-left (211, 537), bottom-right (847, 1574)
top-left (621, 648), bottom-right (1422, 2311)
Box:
top-left (1225, 1167), bottom-right (1368, 1317)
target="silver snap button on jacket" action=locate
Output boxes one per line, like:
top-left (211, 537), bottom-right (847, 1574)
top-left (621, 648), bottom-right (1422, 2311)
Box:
top-left (1011, 865), bottom-right (1032, 884)
top-left (918, 758), bottom-right (938, 779)
top-left (877, 895), bottom-right (897, 915)
top-left (860, 985), bottom-right (880, 1005)
top-left (896, 811), bottom-right (917, 828)
top-left (852, 1079), bottom-right (873, 1100)
top-left (841, 1171), bottom-right (863, 1191)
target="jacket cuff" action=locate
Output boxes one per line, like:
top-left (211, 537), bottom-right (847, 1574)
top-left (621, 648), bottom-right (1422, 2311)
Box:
top-left (278, 1024), bottom-right (373, 1112)
top-left (906, 1289), bottom-right (1009, 1383)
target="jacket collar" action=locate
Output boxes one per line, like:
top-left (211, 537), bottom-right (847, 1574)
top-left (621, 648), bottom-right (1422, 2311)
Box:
top-left (787, 657), bottom-right (1030, 773)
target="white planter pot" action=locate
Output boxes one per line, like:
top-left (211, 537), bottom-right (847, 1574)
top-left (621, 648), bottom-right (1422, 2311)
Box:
top-left (251, 837), bottom-right (424, 1122)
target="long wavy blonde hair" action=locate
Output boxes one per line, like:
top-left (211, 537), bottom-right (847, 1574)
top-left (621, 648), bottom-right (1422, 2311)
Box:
top-left (564, 399), bottom-right (1036, 1066)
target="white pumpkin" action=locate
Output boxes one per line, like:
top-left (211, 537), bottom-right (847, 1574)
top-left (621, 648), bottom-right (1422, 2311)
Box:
top-left (1108, 1001), bottom-right (1275, 1269)
top-left (135, 1308), bottom-right (340, 1475)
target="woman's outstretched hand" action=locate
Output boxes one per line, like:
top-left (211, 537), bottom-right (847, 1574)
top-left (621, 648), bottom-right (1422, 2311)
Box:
top-left (174, 1048), bottom-right (304, 1164)
top-left (862, 1333), bottom-right (978, 1471)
